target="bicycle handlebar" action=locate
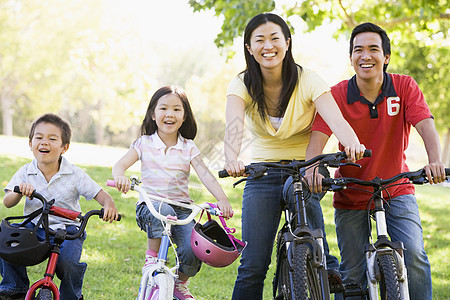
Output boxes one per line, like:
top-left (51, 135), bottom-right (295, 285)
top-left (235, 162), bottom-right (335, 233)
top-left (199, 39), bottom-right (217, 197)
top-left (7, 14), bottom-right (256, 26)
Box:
top-left (13, 186), bottom-right (121, 239)
top-left (218, 150), bottom-right (372, 179)
top-left (106, 177), bottom-right (221, 225)
top-left (322, 168), bottom-right (450, 192)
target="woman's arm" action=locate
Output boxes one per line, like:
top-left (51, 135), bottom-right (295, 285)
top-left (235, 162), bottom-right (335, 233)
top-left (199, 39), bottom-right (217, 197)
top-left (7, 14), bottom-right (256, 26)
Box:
top-left (112, 148), bottom-right (139, 193)
top-left (191, 155), bottom-right (233, 218)
top-left (223, 94), bottom-right (246, 177)
top-left (314, 91), bottom-right (365, 161)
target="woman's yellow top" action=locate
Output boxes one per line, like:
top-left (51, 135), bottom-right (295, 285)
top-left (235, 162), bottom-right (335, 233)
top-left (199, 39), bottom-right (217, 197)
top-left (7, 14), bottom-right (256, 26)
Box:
top-left (227, 67), bottom-right (330, 162)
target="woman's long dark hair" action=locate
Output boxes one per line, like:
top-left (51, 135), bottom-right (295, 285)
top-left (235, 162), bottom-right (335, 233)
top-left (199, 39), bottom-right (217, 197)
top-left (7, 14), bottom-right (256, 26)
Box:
top-left (242, 13), bottom-right (301, 120)
top-left (140, 86), bottom-right (197, 139)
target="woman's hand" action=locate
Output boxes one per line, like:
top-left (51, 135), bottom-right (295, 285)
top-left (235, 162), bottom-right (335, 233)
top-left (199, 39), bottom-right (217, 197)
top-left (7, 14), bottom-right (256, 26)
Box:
top-left (223, 160), bottom-right (246, 178)
top-left (344, 144), bottom-right (366, 163)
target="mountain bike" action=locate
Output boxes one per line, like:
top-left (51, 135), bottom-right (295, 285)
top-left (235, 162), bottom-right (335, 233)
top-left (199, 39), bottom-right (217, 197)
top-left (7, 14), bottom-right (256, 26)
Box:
top-left (322, 167), bottom-right (450, 299)
top-left (219, 150), bottom-right (371, 300)
top-left (0, 186), bottom-right (121, 300)
top-left (107, 175), bottom-right (232, 300)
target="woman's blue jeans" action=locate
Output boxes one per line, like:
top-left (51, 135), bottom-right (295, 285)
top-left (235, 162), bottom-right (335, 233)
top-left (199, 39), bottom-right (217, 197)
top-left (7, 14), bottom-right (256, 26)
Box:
top-left (334, 194), bottom-right (432, 300)
top-left (0, 223), bottom-right (87, 299)
top-left (231, 167), bottom-right (339, 300)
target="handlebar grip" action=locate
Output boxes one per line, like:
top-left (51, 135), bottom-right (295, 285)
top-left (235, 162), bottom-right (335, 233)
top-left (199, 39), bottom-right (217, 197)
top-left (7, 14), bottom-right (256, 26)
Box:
top-left (363, 149), bottom-right (372, 157)
top-left (13, 186), bottom-right (21, 193)
top-left (218, 170), bottom-right (229, 178)
top-left (99, 208), bottom-right (122, 221)
top-left (106, 180), bottom-right (116, 187)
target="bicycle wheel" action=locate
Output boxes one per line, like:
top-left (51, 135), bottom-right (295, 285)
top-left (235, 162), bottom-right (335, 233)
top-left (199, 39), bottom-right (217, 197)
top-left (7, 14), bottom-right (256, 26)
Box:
top-left (35, 288), bottom-right (53, 300)
top-left (378, 254), bottom-right (401, 300)
top-left (150, 273), bottom-right (174, 300)
top-left (276, 244), bottom-right (292, 300)
top-left (291, 243), bottom-right (323, 300)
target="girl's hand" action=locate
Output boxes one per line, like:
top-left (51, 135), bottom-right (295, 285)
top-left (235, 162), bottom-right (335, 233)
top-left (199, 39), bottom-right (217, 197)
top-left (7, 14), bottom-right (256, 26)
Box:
top-left (217, 200), bottom-right (234, 219)
top-left (344, 144), bottom-right (366, 163)
top-left (223, 160), bottom-right (246, 178)
top-left (114, 176), bottom-right (131, 194)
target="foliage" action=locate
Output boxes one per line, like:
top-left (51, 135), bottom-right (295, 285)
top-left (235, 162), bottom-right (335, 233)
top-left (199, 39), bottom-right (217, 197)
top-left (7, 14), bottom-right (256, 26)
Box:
top-left (188, 0), bottom-right (450, 133)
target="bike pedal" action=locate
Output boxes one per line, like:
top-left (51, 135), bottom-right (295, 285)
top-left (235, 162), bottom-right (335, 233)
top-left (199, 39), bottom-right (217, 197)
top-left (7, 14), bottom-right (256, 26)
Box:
top-left (329, 283), bottom-right (345, 294)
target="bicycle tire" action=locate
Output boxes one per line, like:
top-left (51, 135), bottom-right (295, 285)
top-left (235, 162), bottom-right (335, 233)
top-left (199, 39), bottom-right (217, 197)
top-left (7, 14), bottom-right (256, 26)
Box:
top-left (151, 273), bottom-right (174, 300)
top-left (378, 254), bottom-right (401, 300)
top-left (276, 244), bottom-right (292, 300)
top-left (292, 243), bottom-right (323, 300)
top-left (35, 288), bottom-right (53, 300)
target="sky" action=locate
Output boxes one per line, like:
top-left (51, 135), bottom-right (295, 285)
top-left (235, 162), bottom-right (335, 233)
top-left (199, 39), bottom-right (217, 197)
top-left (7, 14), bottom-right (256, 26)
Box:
top-left (104, 0), bottom-right (352, 85)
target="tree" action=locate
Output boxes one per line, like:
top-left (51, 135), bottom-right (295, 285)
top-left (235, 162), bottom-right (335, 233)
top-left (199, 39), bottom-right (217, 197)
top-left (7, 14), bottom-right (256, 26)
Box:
top-left (188, 0), bottom-right (450, 164)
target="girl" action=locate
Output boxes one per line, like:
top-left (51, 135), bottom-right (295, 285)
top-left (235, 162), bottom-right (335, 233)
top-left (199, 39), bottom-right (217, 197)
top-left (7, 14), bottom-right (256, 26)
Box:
top-left (112, 86), bottom-right (233, 300)
top-left (223, 13), bottom-right (366, 299)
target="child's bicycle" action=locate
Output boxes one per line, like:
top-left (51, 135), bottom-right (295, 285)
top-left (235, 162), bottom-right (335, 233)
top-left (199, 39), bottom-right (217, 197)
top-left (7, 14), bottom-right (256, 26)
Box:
top-left (219, 150), bottom-right (372, 300)
top-left (322, 167), bottom-right (450, 299)
top-left (107, 175), bottom-right (245, 300)
top-left (0, 186), bottom-right (121, 300)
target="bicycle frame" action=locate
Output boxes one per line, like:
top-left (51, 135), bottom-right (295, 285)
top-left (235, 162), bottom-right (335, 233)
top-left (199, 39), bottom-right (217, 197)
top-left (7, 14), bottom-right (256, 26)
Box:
top-left (107, 176), bottom-right (219, 300)
top-left (323, 168), bottom-right (450, 299)
top-left (276, 180), bottom-right (331, 299)
top-left (364, 189), bottom-right (409, 300)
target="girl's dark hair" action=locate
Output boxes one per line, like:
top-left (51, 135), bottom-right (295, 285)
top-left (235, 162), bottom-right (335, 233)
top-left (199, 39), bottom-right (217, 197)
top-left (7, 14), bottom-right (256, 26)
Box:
top-left (242, 13), bottom-right (301, 120)
top-left (29, 113), bottom-right (72, 145)
top-left (140, 86), bottom-right (197, 139)
top-left (350, 22), bottom-right (391, 72)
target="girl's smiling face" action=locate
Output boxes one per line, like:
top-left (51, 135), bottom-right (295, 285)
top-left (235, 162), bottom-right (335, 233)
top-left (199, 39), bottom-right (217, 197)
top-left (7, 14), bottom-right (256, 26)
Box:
top-left (29, 122), bottom-right (68, 166)
top-left (152, 93), bottom-right (185, 144)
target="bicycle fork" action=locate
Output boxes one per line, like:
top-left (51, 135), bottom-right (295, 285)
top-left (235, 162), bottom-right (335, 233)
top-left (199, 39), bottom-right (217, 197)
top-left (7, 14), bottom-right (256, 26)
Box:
top-left (365, 191), bottom-right (409, 300)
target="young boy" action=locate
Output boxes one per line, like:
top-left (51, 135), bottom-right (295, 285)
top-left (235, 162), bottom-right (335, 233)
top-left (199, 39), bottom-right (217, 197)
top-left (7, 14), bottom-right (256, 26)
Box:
top-left (306, 23), bottom-right (445, 300)
top-left (0, 113), bottom-right (119, 300)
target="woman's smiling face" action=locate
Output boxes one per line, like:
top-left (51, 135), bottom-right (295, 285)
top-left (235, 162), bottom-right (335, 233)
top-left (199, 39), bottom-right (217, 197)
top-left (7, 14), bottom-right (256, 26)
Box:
top-left (246, 21), bottom-right (290, 71)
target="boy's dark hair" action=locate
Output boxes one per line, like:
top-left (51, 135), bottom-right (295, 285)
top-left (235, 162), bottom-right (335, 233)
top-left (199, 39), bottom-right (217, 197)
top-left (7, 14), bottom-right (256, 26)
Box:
top-left (29, 113), bottom-right (72, 145)
top-left (140, 86), bottom-right (197, 140)
top-left (242, 13), bottom-right (301, 120)
top-left (350, 22), bottom-right (391, 71)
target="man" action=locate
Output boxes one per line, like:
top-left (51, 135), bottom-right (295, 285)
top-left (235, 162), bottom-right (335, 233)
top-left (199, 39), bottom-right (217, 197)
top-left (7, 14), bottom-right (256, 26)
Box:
top-left (306, 22), bottom-right (446, 300)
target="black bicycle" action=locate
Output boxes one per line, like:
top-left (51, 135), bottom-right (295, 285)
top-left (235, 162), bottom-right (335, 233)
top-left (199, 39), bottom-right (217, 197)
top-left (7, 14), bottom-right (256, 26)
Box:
top-left (322, 167), bottom-right (450, 299)
top-left (219, 150), bottom-right (371, 300)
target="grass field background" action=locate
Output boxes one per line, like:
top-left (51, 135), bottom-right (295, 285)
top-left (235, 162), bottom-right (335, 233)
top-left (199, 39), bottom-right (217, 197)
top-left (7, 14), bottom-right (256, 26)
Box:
top-left (0, 135), bottom-right (448, 299)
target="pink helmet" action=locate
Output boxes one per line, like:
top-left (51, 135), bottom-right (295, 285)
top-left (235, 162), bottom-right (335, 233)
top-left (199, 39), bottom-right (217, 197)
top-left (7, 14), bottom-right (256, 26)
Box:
top-left (191, 204), bottom-right (246, 268)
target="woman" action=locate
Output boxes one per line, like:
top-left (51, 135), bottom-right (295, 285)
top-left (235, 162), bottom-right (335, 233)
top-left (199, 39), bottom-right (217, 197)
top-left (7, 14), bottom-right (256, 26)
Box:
top-left (223, 13), bottom-right (365, 299)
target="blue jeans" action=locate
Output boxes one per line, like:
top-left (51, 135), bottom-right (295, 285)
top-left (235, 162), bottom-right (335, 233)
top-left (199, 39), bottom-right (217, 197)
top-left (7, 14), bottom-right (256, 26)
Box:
top-left (0, 223), bottom-right (87, 299)
top-left (334, 194), bottom-right (432, 300)
top-left (136, 202), bottom-right (201, 277)
top-left (231, 167), bottom-right (339, 300)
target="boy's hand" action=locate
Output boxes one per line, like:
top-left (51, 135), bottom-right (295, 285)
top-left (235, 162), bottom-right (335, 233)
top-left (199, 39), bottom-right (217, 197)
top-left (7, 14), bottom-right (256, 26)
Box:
top-left (102, 201), bottom-right (119, 223)
top-left (17, 183), bottom-right (35, 198)
top-left (217, 199), bottom-right (233, 219)
top-left (113, 176), bottom-right (131, 194)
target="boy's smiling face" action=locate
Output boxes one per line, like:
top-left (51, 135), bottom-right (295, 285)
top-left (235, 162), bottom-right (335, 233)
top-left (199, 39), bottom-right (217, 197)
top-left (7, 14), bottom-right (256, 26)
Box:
top-left (29, 122), bottom-right (69, 167)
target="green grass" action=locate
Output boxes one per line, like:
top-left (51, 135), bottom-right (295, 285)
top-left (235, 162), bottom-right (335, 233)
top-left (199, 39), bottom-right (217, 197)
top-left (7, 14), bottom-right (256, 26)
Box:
top-left (0, 155), bottom-right (449, 299)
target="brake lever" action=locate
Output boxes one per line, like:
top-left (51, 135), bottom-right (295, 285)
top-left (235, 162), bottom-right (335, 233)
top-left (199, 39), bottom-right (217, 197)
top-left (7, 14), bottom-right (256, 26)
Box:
top-left (340, 162), bottom-right (361, 168)
top-left (232, 178), bottom-right (247, 188)
top-left (232, 166), bottom-right (268, 188)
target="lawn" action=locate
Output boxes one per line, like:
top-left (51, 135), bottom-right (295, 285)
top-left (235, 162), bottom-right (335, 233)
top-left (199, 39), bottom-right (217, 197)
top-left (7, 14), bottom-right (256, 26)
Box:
top-left (0, 155), bottom-right (448, 299)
